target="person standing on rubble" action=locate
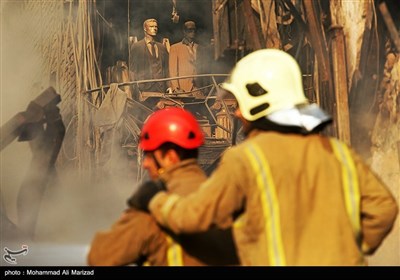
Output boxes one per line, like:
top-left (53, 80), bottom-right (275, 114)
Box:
top-left (129, 18), bottom-right (170, 96)
top-left (87, 107), bottom-right (238, 266)
top-left (129, 49), bottom-right (398, 265)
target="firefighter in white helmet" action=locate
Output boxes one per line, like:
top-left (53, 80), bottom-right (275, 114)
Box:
top-left (130, 49), bottom-right (398, 265)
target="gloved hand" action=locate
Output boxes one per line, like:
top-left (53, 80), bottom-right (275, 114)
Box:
top-left (127, 180), bottom-right (167, 212)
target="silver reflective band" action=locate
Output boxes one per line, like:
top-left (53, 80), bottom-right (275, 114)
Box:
top-left (267, 103), bottom-right (331, 131)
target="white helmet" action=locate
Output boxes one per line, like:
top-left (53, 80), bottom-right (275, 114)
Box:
top-left (221, 49), bottom-right (330, 131)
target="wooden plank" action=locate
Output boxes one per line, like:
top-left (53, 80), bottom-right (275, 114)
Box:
top-left (243, 0), bottom-right (263, 50)
top-left (303, 0), bottom-right (330, 82)
top-left (303, 0), bottom-right (336, 137)
top-left (379, 2), bottom-right (400, 53)
top-left (329, 26), bottom-right (351, 144)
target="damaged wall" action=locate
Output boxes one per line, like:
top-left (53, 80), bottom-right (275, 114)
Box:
top-left (330, 0), bottom-right (371, 90)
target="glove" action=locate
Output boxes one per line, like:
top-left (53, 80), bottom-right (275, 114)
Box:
top-left (127, 180), bottom-right (167, 212)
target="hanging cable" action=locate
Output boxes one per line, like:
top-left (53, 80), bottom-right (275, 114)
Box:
top-left (171, 0), bottom-right (179, 23)
top-left (234, 0), bottom-right (239, 62)
top-left (128, 0), bottom-right (131, 71)
top-left (369, 0), bottom-right (380, 113)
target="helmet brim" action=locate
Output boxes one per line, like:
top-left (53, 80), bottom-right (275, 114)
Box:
top-left (218, 83), bottom-right (237, 99)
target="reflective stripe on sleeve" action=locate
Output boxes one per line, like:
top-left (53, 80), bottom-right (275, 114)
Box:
top-left (330, 138), bottom-right (361, 244)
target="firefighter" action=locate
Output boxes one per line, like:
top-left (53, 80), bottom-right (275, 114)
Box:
top-left (129, 49), bottom-right (398, 265)
top-left (87, 107), bottom-right (238, 266)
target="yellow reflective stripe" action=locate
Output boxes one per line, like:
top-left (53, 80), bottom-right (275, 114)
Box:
top-left (330, 138), bottom-right (361, 241)
top-left (166, 235), bottom-right (184, 266)
top-left (161, 194), bottom-right (180, 227)
top-left (245, 143), bottom-right (286, 266)
top-left (233, 214), bottom-right (245, 229)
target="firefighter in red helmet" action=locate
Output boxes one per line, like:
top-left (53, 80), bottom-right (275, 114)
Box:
top-left (140, 107), bottom-right (204, 150)
top-left (138, 107), bottom-right (204, 180)
top-left (88, 107), bottom-right (238, 266)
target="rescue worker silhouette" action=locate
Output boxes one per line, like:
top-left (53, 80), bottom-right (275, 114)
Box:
top-left (88, 107), bottom-right (238, 266)
top-left (129, 49), bottom-right (398, 265)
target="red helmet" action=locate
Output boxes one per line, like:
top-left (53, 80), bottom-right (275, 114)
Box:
top-left (139, 107), bottom-right (204, 151)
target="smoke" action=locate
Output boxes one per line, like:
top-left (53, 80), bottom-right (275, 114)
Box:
top-left (1, 1), bottom-right (38, 229)
top-left (1, 2), bottom-right (137, 266)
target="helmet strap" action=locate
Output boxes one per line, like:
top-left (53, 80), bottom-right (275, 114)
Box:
top-left (149, 151), bottom-right (165, 175)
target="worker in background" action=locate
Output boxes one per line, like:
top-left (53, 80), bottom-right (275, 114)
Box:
top-left (129, 49), bottom-right (398, 265)
top-left (87, 107), bottom-right (238, 266)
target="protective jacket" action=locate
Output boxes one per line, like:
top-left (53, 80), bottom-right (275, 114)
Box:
top-left (88, 159), bottom-right (238, 266)
top-left (149, 130), bottom-right (398, 265)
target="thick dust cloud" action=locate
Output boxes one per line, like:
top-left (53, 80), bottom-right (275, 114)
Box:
top-left (1, 1), bottom-right (136, 265)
